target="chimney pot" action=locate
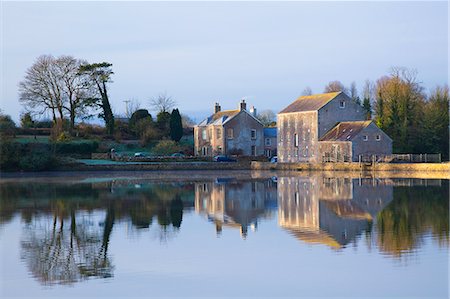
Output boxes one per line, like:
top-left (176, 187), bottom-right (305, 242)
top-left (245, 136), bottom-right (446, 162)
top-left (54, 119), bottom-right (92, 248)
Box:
top-left (249, 106), bottom-right (257, 117)
top-left (214, 102), bottom-right (221, 114)
top-left (239, 99), bottom-right (247, 111)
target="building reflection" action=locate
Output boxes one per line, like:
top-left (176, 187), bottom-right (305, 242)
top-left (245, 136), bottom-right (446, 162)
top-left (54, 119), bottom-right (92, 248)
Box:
top-left (278, 176), bottom-right (393, 249)
top-left (195, 178), bottom-right (277, 238)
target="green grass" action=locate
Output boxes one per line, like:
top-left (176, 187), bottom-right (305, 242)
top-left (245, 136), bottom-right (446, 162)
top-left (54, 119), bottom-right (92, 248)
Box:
top-left (14, 135), bottom-right (50, 143)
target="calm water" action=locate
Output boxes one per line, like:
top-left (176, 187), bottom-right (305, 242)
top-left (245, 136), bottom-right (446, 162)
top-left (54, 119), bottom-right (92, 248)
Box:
top-left (0, 171), bottom-right (448, 298)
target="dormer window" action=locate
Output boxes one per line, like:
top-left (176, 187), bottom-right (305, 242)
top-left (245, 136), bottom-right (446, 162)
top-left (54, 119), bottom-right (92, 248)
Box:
top-left (340, 100), bottom-right (345, 108)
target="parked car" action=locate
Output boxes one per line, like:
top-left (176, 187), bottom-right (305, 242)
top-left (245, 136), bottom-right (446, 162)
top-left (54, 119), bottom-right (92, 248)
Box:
top-left (171, 153), bottom-right (185, 158)
top-left (134, 152), bottom-right (147, 158)
top-left (213, 155), bottom-right (237, 162)
top-left (270, 156), bottom-right (278, 163)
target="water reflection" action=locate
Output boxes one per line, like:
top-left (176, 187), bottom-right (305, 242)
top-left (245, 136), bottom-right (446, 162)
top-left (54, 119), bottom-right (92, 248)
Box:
top-left (0, 179), bottom-right (194, 285)
top-left (0, 175), bottom-right (448, 287)
top-left (194, 178), bottom-right (277, 238)
top-left (278, 176), bottom-right (393, 248)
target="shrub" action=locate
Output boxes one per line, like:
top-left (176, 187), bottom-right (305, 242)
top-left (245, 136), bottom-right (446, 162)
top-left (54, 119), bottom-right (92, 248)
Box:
top-left (19, 143), bottom-right (55, 171)
top-left (0, 142), bottom-right (55, 171)
top-left (141, 126), bottom-right (161, 146)
top-left (54, 140), bottom-right (99, 155)
top-left (130, 109), bottom-right (152, 131)
top-left (153, 140), bottom-right (180, 155)
top-left (0, 141), bottom-right (21, 170)
top-left (0, 114), bottom-right (16, 137)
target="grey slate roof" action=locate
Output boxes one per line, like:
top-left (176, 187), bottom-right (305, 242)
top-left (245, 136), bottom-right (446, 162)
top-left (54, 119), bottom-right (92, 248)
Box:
top-left (197, 110), bottom-right (240, 126)
top-left (319, 121), bottom-right (372, 141)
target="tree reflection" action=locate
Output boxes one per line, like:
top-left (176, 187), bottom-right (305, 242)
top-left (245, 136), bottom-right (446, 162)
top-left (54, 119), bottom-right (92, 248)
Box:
top-left (0, 179), bottom-right (194, 285)
top-left (21, 207), bottom-right (114, 285)
top-left (376, 180), bottom-right (449, 257)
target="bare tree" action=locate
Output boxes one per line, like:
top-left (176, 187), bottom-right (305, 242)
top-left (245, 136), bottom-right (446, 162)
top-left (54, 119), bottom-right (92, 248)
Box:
top-left (124, 99), bottom-right (141, 118)
top-left (19, 55), bottom-right (64, 123)
top-left (180, 113), bottom-right (196, 128)
top-left (324, 80), bottom-right (348, 94)
top-left (150, 92), bottom-right (176, 113)
top-left (58, 56), bottom-right (96, 132)
top-left (256, 109), bottom-right (276, 127)
top-left (19, 55), bottom-right (96, 133)
top-left (302, 86), bottom-right (313, 96)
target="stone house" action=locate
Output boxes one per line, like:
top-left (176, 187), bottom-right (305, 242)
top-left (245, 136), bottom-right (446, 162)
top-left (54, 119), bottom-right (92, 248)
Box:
top-left (277, 91), bottom-right (392, 163)
top-left (263, 127), bottom-right (277, 158)
top-left (194, 100), bottom-right (264, 157)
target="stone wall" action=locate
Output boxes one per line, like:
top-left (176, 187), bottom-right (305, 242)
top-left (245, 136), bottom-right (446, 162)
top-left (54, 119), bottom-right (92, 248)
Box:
top-left (351, 123), bottom-right (392, 160)
top-left (277, 111), bottom-right (318, 163)
top-left (317, 93), bottom-right (365, 138)
top-left (318, 141), bottom-right (352, 162)
top-left (224, 112), bottom-right (264, 156)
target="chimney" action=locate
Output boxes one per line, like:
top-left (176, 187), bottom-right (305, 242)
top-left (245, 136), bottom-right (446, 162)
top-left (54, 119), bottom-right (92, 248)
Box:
top-left (239, 99), bottom-right (247, 111)
top-left (214, 102), bottom-right (221, 114)
top-left (249, 106), bottom-right (257, 117)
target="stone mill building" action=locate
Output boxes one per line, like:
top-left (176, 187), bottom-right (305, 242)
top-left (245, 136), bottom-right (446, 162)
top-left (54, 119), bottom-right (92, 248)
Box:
top-left (277, 91), bottom-right (392, 163)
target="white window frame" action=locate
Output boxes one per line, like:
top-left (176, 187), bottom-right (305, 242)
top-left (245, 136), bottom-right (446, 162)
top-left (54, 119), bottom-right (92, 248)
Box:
top-left (265, 138), bottom-right (271, 146)
top-left (294, 133), bottom-right (299, 147)
top-left (340, 100), bottom-right (345, 108)
top-left (251, 129), bottom-right (257, 140)
top-left (376, 135), bottom-right (381, 141)
top-left (202, 129), bottom-right (207, 140)
top-left (227, 128), bottom-right (234, 139)
top-left (363, 135), bottom-right (368, 141)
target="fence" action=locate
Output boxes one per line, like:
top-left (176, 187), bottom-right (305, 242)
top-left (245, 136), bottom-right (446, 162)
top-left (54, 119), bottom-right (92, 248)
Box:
top-left (358, 153), bottom-right (442, 164)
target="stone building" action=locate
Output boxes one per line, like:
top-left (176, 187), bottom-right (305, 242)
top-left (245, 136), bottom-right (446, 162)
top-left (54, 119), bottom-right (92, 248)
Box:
top-left (319, 121), bottom-right (392, 162)
top-left (277, 175), bottom-right (393, 248)
top-left (277, 91), bottom-right (392, 163)
top-left (195, 178), bottom-right (277, 238)
top-left (194, 100), bottom-right (264, 157)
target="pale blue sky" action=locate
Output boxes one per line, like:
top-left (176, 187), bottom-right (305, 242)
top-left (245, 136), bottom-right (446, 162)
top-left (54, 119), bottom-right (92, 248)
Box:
top-left (1, 1), bottom-right (448, 122)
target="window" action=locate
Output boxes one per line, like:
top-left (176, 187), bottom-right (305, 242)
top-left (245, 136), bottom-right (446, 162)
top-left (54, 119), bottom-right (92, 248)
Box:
top-left (251, 145), bottom-right (256, 156)
top-left (216, 128), bottom-right (222, 139)
top-left (340, 100), bottom-right (345, 108)
top-left (202, 129), bottom-right (207, 140)
top-left (217, 146), bottom-right (222, 154)
top-left (265, 138), bottom-right (271, 146)
top-left (251, 129), bottom-right (257, 139)
top-left (227, 128), bottom-right (234, 139)
top-left (202, 146), bottom-right (208, 156)
top-left (363, 135), bottom-right (368, 141)
top-left (376, 135), bottom-right (381, 141)
top-left (294, 133), bottom-right (299, 147)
